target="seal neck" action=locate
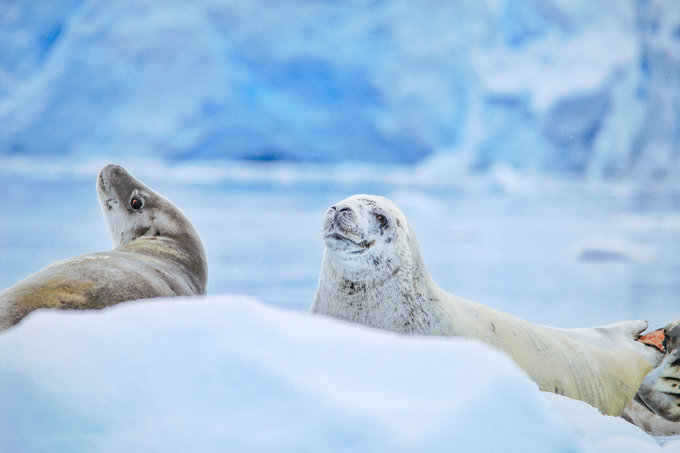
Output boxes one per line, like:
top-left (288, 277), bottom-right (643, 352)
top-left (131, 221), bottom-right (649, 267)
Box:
top-left (117, 231), bottom-right (207, 295)
top-left (312, 251), bottom-right (447, 335)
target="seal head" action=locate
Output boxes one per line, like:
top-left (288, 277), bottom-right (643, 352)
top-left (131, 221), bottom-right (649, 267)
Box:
top-left (98, 164), bottom-right (183, 247)
top-left (322, 195), bottom-right (415, 279)
top-left (313, 194), bottom-right (442, 333)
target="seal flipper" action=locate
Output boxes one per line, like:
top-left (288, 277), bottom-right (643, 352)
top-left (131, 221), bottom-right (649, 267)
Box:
top-left (636, 319), bottom-right (680, 422)
top-left (637, 328), bottom-right (667, 353)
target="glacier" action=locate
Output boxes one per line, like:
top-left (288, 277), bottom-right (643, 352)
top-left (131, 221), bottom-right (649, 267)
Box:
top-left (1, 0), bottom-right (679, 181)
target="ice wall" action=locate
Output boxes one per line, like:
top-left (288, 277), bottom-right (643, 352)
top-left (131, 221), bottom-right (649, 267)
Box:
top-left (0, 0), bottom-right (678, 180)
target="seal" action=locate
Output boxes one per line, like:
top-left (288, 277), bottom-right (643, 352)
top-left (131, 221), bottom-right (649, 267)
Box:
top-left (636, 319), bottom-right (680, 422)
top-left (311, 194), bottom-right (678, 420)
top-left (0, 164), bottom-right (207, 329)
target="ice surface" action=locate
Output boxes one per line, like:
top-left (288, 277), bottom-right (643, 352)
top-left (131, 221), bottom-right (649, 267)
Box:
top-left (1, 295), bottom-right (677, 452)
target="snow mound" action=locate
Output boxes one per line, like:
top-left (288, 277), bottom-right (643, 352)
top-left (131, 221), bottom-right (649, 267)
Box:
top-left (0, 295), bottom-right (675, 452)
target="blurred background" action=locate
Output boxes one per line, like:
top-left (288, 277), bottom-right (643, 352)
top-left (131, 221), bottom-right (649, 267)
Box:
top-left (0, 0), bottom-right (678, 328)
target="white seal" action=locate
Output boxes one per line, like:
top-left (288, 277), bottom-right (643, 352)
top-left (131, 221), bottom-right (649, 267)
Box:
top-left (0, 164), bottom-right (207, 329)
top-left (311, 194), bottom-right (669, 418)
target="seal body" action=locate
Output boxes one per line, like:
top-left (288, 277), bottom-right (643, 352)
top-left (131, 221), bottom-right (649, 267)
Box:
top-left (311, 195), bottom-right (662, 416)
top-left (0, 164), bottom-right (207, 329)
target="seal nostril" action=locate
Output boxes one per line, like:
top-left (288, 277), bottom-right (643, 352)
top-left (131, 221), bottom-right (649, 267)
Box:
top-left (334, 207), bottom-right (353, 223)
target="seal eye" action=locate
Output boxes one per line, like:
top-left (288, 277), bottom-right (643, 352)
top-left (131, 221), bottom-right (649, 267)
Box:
top-left (376, 214), bottom-right (388, 229)
top-left (130, 197), bottom-right (143, 210)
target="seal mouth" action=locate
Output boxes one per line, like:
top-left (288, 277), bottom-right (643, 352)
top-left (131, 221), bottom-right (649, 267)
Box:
top-left (324, 232), bottom-right (374, 254)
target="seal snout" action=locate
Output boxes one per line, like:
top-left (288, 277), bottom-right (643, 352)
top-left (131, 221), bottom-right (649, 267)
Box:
top-left (326, 204), bottom-right (359, 237)
top-left (323, 203), bottom-right (375, 254)
top-left (333, 205), bottom-right (356, 228)
top-left (97, 164), bottom-right (126, 193)
top-left (97, 170), bottom-right (109, 194)
top-left (99, 164), bottom-right (127, 182)
top-left (97, 164), bottom-right (137, 213)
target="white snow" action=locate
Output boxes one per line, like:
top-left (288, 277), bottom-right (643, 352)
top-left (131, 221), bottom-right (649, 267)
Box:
top-left (1, 295), bottom-right (678, 452)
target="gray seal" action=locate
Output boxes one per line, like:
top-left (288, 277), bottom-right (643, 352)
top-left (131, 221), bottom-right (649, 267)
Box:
top-left (311, 194), bottom-right (678, 421)
top-left (0, 164), bottom-right (207, 329)
top-left (627, 320), bottom-right (680, 433)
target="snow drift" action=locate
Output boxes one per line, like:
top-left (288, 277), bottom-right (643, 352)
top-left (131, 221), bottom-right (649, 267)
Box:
top-left (0, 296), bottom-right (678, 452)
